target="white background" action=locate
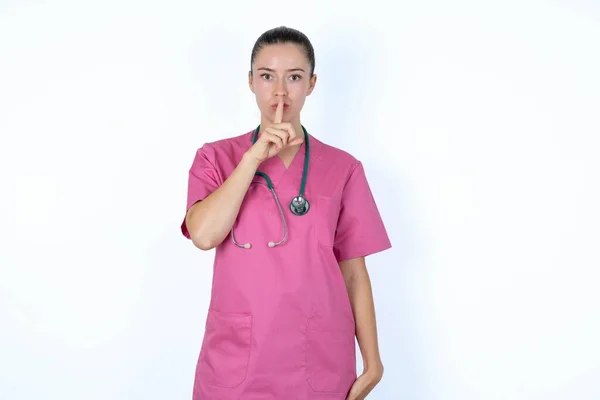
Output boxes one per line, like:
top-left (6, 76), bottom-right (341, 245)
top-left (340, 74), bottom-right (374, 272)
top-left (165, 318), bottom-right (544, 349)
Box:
top-left (1, 0), bottom-right (599, 399)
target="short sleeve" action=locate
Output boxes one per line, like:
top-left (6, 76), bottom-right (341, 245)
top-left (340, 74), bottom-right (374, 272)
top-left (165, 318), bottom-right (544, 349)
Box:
top-left (180, 143), bottom-right (222, 239)
top-left (333, 161), bottom-right (392, 262)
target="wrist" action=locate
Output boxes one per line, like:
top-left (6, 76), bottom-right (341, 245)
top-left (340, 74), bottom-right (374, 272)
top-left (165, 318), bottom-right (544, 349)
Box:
top-left (241, 151), bottom-right (262, 170)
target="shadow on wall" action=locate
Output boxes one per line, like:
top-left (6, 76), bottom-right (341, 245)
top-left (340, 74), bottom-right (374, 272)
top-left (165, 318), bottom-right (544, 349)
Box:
top-left (316, 26), bottom-right (428, 399)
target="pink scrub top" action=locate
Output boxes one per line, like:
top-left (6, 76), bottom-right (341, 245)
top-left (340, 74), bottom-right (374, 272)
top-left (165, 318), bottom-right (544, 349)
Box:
top-left (181, 129), bottom-right (391, 399)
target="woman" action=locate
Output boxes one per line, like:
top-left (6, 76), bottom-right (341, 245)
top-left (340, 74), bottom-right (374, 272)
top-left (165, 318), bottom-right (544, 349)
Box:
top-left (181, 26), bottom-right (392, 400)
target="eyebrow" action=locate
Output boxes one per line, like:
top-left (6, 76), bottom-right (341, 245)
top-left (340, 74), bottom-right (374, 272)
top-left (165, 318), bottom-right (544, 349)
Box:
top-left (257, 67), bottom-right (306, 73)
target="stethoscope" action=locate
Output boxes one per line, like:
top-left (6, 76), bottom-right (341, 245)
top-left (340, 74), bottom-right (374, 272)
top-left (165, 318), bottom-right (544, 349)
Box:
top-left (230, 125), bottom-right (310, 249)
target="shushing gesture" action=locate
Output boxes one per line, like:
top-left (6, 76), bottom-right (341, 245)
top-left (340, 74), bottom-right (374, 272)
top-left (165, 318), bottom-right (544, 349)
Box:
top-left (247, 98), bottom-right (303, 163)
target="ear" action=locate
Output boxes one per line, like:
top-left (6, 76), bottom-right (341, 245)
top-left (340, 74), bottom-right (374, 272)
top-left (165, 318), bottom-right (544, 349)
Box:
top-left (248, 70), bottom-right (255, 93)
top-left (306, 74), bottom-right (317, 96)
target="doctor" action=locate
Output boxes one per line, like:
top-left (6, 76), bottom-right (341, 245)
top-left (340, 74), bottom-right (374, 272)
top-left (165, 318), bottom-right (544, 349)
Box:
top-left (182, 26), bottom-right (392, 399)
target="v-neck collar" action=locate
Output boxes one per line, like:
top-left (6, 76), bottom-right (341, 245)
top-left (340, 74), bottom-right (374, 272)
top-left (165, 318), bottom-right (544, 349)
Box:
top-left (277, 137), bottom-right (306, 170)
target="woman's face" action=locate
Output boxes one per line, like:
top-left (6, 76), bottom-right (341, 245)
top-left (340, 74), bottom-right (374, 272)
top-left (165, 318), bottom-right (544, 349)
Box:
top-left (249, 43), bottom-right (317, 124)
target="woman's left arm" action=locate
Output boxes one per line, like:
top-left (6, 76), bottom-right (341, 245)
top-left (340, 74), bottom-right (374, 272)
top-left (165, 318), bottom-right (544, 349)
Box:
top-left (339, 256), bottom-right (384, 399)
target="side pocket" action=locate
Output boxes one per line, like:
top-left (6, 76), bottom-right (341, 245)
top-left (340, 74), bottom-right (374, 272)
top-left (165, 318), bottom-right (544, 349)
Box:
top-left (305, 315), bottom-right (357, 393)
top-left (198, 309), bottom-right (252, 388)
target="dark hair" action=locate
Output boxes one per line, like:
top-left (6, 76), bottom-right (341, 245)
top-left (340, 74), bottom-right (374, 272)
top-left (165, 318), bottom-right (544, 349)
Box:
top-left (250, 26), bottom-right (316, 76)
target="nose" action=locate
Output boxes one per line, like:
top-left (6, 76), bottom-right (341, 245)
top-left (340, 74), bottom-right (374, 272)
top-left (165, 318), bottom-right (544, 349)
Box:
top-left (273, 78), bottom-right (287, 97)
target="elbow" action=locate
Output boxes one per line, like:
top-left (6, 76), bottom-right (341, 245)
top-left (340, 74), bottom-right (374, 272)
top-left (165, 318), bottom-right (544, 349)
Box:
top-left (186, 211), bottom-right (216, 250)
top-left (191, 230), bottom-right (226, 251)
top-left (185, 211), bottom-right (226, 251)
top-left (191, 234), bottom-right (216, 251)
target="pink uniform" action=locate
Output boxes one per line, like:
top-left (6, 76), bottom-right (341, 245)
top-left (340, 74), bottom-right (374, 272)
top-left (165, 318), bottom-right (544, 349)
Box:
top-left (181, 129), bottom-right (391, 399)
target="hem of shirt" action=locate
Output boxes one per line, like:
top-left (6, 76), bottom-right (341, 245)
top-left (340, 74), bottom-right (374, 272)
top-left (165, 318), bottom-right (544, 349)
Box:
top-left (335, 241), bottom-right (392, 263)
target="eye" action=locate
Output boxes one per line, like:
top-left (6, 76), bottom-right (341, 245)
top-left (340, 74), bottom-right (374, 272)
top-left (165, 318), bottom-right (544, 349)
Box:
top-left (260, 73), bottom-right (273, 80)
top-left (289, 74), bottom-right (302, 82)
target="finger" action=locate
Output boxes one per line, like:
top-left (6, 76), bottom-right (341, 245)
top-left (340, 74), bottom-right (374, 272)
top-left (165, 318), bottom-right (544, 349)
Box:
top-left (288, 137), bottom-right (303, 146)
top-left (264, 128), bottom-right (289, 147)
top-left (264, 127), bottom-right (289, 146)
top-left (265, 132), bottom-right (284, 149)
top-left (263, 132), bottom-right (284, 149)
top-left (270, 122), bottom-right (297, 141)
top-left (274, 97), bottom-right (284, 124)
top-left (345, 383), bottom-right (359, 400)
top-left (269, 124), bottom-right (302, 147)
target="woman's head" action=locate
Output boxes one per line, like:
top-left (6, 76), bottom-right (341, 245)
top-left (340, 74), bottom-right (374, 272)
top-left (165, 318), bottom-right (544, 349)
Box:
top-left (248, 26), bottom-right (317, 124)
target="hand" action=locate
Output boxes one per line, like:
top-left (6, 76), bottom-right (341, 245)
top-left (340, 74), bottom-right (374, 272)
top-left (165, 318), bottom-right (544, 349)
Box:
top-left (246, 98), bottom-right (303, 163)
top-left (345, 365), bottom-right (384, 400)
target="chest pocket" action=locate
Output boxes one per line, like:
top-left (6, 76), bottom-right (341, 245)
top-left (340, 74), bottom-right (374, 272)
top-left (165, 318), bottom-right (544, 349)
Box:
top-left (290, 194), bottom-right (339, 248)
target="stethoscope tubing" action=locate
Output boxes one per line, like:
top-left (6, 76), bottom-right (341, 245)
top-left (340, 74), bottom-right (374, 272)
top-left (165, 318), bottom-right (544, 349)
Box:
top-left (230, 125), bottom-right (310, 249)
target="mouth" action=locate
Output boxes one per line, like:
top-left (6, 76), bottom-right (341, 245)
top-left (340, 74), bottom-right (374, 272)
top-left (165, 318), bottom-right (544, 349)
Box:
top-left (271, 103), bottom-right (290, 111)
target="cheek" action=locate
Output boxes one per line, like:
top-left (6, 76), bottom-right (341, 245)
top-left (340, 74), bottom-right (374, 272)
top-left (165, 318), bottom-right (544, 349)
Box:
top-left (290, 90), bottom-right (307, 109)
top-left (253, 85), bottom-right (270, 107)
top-left (256, 79), bottom-right (273, 91)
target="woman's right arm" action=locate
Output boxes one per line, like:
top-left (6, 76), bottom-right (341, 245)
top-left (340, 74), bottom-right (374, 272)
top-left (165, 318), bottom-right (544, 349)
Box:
top-left (186, 99), bottom-right (302, 250)
top-left (185, 152), bottom-right (261, 250)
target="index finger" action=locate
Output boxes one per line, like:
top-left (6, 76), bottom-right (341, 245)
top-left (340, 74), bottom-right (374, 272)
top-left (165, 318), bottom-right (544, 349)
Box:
top-left (274, 97), bottom-right (283, 124)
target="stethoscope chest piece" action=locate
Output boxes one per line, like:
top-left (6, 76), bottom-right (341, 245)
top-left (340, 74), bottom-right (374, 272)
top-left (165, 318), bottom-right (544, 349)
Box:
top-left (290, 196), bottom-right (310, 216)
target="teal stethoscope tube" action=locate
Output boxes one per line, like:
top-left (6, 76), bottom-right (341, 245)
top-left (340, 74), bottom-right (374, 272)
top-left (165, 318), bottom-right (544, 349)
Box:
top-left (230, 125), bottom-right (311, 249)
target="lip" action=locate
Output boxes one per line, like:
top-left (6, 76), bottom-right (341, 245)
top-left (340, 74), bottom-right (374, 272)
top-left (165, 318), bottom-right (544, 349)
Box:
top-left (271, 103), bottom-right (289, 110)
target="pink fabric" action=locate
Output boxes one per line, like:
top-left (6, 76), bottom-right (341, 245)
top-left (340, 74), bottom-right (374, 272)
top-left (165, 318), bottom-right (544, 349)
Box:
top-left (181, 130), bottom-right (391, 399)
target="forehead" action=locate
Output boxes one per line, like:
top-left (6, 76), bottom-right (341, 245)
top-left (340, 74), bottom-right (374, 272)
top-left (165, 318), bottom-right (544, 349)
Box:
top-left (253, 43), bottom-right (309, 69)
